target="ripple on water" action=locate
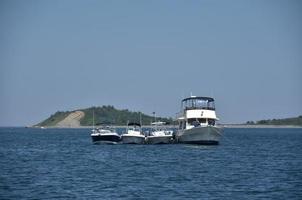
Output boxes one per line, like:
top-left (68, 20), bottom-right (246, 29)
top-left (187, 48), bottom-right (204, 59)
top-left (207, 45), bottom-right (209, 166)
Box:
top-left (0, 128), bottom-right (302, 199)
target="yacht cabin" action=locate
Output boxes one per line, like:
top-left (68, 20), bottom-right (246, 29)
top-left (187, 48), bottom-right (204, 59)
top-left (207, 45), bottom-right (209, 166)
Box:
top-left (178, 96), bottom-right (219, 130)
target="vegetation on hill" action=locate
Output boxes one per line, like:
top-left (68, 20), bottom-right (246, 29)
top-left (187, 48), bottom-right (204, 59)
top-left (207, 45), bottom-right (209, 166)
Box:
top-left (80, 106), bottom-right (173, 126)
top-left (246, 115), bottom-right (302, 126)
top-left (37, 111), bottom-right (72, 126)
top-left (36, 105), bottom-right (173, 126)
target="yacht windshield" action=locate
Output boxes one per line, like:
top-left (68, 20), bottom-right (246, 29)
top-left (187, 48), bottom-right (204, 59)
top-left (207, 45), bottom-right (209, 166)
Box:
top-left (182, 97), bottom-right (215, 110)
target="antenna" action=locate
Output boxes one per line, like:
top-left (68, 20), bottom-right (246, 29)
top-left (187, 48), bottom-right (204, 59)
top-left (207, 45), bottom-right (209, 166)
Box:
top-left (126, 120), bottom-right (129, 133)
top-left (139, 112), bottom-right (142, 125)
top-left (152, 112), bottom-right (156, 123)
top-left (92, 110), bottom-right (95, 130)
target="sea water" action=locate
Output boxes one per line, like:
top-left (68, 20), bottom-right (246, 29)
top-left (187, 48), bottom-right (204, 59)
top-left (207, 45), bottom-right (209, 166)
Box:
top-left (0, 127), bottom-right (301, 199)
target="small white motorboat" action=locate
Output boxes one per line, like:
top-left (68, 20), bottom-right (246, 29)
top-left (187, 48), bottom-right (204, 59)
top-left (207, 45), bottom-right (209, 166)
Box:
top-left (91, 127), bottom-right (121, 144)
top-left (121, 122), bottom-right (145, 144)
top-left (146, 121), bottom-right (173, 144)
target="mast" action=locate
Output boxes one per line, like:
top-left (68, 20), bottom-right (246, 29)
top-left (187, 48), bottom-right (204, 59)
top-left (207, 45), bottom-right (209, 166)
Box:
top-left (139, 112), bottom-right (142, 133)
top-left (92, 110), bottom-right (95, 130)
top-left (152, 111), bottom-right (158, 131)
top-left (152, 112), bottom-right (156, 123)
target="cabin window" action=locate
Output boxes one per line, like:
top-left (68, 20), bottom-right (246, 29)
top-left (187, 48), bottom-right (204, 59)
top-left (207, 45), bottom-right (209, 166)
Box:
top-left (188, 118), bottom-right (197, 124)
top-left (182, 98), bottom-right (215, 110)
top-left (198, 118), bottom-right (207, 123)
top-left (187, 118), bottom-right (206, 127)
top-left (188, 118), bottom-right (206, 124)
top-left (191, 121), bottom-right (200, 127)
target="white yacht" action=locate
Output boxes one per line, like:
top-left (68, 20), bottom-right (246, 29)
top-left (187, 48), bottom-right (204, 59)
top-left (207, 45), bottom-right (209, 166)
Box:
top-left (121, 122), bottom-right (145, 144)
top-left (176, 96), bottom-right (222, 145)
top-left (146, 122), bottom-right (174, 144)
top-left (91, 127), bottom-right (121, 144)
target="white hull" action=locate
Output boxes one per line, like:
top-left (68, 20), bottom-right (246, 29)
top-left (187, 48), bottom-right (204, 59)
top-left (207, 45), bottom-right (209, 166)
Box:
top-left (177, 126), bottom-right (222, 145)
top-left (122, 135), bottom-right (145, 144)
top-left (146, 135), bottom-right (173, 144)
top-left (93, 140), bottom-right (119, 145)
top-left (91, 132), bottom-right (121, 144)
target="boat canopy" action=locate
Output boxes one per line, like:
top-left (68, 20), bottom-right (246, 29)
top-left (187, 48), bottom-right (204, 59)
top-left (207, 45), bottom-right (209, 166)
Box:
top-left (151, 121), bottom-right (166, 126)
top-left (127, 122), bottom-right (141, 127)
top-left (181, 96), bottom-right (215, 110)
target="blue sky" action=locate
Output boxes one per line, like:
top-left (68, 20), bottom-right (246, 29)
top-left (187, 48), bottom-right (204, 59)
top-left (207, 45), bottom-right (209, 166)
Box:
top-left (1, 0), bottom-right (301, 126)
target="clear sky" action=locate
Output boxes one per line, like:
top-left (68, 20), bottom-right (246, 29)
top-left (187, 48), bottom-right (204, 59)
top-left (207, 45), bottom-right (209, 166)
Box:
top-left (1, 0), bottom-right (301, 126)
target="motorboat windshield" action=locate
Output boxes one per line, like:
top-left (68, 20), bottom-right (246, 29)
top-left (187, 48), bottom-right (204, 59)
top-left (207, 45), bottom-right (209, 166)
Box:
top-left (127, 122), bottom-right (141, 127)
top-left (127, 122), bottom-right (142, 133)
top-left (181, 96), bottom-right (215, 110)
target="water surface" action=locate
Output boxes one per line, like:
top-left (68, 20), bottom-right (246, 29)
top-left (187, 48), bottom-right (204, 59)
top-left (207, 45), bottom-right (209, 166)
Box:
top-left (0, 128), bottom-right (301, 199)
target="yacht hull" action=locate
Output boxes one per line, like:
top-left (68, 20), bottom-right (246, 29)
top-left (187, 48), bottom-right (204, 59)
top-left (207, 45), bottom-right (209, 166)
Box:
top-left (177, 126), bottom-right (222, 145)
top-left (146, 135), bottom-right (173, 144)
top-left (122, 135), bottom-right (145, 144)
top-left (91, 135), bottom-right (121, 144)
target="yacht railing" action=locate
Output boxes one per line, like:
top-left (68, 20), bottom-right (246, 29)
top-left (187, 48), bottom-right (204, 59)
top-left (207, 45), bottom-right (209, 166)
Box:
top-left (184, 106), bottom-right (215, 111)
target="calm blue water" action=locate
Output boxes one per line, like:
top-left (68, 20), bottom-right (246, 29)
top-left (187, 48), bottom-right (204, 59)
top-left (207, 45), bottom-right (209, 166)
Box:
top-left (0, 128), bottom-right (301, 199)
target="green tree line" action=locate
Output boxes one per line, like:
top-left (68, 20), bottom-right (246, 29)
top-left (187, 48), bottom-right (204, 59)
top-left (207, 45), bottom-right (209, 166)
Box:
top-left (37, 105), bottom-right (173, 126)
top-left (246, 115), bottom-right (302, 126)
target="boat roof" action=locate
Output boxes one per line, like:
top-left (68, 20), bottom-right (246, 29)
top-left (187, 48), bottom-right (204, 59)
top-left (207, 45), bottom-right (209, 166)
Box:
top-left (182, 96), bottom-right (214, 102)
top-left (151, 121), bottom-right (166, 125)
top-left (127, 122), bottom-right (141, 127)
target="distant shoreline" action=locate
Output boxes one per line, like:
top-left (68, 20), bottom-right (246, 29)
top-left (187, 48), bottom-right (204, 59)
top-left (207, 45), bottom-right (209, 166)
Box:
top-left (15, 124), bottom-right (302, 129)
top-left (221, 124), bottom-right (302, 129)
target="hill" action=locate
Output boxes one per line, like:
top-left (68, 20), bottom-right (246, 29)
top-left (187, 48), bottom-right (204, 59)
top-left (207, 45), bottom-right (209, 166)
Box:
top-left (36, 105), bottom-right (173, 127)
top-left (246, 116), bottom-right (302, 126)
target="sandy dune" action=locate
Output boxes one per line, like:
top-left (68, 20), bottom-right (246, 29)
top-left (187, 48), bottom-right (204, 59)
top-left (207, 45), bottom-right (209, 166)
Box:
top-left (57, 111), bottom-right (85, 127)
